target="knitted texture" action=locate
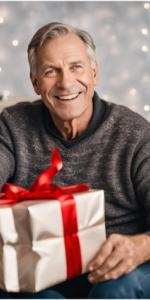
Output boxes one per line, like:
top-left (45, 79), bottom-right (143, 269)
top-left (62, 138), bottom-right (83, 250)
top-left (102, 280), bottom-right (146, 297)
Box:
top-left (0, 97), bottom-right (150, 237)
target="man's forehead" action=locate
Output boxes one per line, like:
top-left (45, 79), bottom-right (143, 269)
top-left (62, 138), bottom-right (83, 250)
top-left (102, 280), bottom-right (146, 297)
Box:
top-left (36, 34), bottom-right (90, 70)
top-left (37, 33), bottom-right (87, 57)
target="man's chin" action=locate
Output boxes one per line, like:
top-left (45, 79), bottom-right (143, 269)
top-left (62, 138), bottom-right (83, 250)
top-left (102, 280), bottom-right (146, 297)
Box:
top-left (58, 114), bottom-right (80, 121)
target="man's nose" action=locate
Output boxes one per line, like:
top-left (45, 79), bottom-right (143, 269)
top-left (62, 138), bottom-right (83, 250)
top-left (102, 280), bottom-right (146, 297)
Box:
top-left (56, 71), bottom-right (74, 90)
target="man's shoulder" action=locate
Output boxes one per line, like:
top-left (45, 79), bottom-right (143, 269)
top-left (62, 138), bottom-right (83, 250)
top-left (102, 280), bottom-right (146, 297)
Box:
top-left (104, 99), bottom-right (150, 130)
top-left (2, 99), bottom-right (42, 112)
top-left (95, 92), bottom-right (150, 130)
top-left (0, 99), bottom-right (43, 119)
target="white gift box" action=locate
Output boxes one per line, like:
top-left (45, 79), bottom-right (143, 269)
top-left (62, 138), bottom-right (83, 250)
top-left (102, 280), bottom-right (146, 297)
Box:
top-left (0, 189), bottom-right (106, 292)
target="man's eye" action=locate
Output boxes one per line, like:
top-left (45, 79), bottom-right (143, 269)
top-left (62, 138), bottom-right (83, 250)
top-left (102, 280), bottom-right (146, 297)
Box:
top-left (74, 65), bottom-right (82, 69)
top-left (46, 69), bottom-right (56, 74)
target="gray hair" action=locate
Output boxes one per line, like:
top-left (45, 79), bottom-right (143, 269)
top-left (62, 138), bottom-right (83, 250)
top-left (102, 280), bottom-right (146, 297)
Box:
top-left (27, 22), bottom-right (96, 75)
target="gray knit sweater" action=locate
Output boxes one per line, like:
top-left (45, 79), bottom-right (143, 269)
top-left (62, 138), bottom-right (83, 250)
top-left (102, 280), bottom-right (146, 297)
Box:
top-left (0, 95), bottom-right (150, 237)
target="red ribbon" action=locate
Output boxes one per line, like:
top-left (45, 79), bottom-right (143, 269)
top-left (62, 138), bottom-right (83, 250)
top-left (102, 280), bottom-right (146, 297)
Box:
top-left (0, 147), bottom-right (89, 279)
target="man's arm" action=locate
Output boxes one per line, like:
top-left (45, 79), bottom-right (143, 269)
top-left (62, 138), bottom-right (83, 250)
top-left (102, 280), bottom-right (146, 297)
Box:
top-left (0, 109), bottom-right (15, 189)
top-left (88, 135), bottom-right (150, 283)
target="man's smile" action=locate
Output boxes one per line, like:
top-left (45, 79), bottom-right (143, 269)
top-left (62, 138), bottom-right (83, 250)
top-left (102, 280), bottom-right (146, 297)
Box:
top-left (55, 92), bottom-right (81, 101)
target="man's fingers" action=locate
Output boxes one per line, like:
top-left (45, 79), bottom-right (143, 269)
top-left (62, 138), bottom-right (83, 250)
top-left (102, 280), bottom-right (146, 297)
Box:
top-left (88, 259), bottom-right (133, 283)
top-left (88, 234), bottom-right (121, 271)
top-left (88, 240), bottom-right (113, 271)
top-left (88, 248), bottom-right (122, 280)
top-left (95, 260), bottom-right (126, 282)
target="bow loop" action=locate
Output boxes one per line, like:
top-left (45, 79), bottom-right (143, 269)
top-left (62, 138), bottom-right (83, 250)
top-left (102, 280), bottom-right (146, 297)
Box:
top-left (29, 147), bottom-right (62, 193)
top-left (1, 183), bottom-right (26, 200)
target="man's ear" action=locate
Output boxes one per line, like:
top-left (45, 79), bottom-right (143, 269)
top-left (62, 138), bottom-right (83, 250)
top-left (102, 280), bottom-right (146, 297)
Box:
top-left (30, 72), bottom-right (41, 95)
top-left (92, 60), bottom-right (98, 86)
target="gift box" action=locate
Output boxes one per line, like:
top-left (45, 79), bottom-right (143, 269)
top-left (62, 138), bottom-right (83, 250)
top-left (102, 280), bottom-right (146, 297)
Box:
top-left (0, 148), bottom-right (106, 293)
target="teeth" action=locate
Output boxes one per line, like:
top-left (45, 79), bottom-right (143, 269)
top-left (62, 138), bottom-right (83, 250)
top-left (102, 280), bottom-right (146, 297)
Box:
top-left (57, 93), bottom-right (79, 100)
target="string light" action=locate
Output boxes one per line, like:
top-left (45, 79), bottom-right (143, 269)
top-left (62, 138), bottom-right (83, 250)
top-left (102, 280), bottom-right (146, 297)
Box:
top-left (0, 17), bottom-right (4, 23)
top-left (3, 90), bottom-right (10, 97)
top-left (142, 45), bottom-right (148, 52)
top-left (130, 89), bottom-right (136, 95)
top-left (102, 94), bottom-right (108, 100)
top-left (2, 91), bottom-right (9, 101)
top-left (144, 105), bottom-right (150, 111)
top-left (12, 40), bottom-right (19, 46)
top-left (141, 28), bottom-right (148, 35)
top-left (144, 3), bottom-right (150, 9)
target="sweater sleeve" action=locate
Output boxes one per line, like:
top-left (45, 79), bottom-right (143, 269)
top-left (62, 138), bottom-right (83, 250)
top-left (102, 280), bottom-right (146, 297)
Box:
top-left (0, 109), bottom-right (15, 190)
top-left (132, 136), bottom-right (150, 233)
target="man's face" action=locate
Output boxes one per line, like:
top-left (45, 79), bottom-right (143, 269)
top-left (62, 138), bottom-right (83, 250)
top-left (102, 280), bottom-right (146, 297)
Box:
top-left (31, 33), bottom-right (98, 121)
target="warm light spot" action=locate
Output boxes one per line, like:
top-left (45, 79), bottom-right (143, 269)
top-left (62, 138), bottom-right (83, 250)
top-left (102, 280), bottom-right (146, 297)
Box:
top-left (0, 17), bottom-right (3, 23)
top-left (12, 40), bottom-right (19, 46)
top-left (144, 105), bottom-right (150, 111)
top-left (130, 89), bottom-right (136, 95)
top-left (0, 67), bottom-right (2, 72)
top-left (102, 94), bottom-right (108, 100)
top-left (141, 28), bottom-right (148, 35)
top-left (142, 45), bottom-right (148, 52)
top-left (144, 3), bottom-right (150, 9)
top-left (3, 90), bottom-right (10, 96)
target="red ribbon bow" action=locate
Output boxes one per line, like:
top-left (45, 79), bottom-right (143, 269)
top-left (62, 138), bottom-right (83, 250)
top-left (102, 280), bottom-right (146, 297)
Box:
top-left (0, 147), bottom-right (89, 279)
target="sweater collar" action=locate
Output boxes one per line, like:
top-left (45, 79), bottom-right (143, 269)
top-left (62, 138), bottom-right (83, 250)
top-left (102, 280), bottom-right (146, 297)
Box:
top-left (43, 91), bottom-right (106, 148)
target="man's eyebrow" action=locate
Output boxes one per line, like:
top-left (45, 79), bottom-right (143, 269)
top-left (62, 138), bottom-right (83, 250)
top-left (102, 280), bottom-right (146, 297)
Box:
top-left (69, 60), bottom-right (85, 65)
top-left (41, 64), bottom-right (56, 72)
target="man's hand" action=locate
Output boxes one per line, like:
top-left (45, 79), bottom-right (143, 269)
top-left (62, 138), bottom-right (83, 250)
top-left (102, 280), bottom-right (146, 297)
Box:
top-left (88, 233), bottom-right (150, 283)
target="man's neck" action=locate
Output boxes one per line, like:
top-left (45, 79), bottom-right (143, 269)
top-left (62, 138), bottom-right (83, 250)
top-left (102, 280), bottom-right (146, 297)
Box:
top-left (50, 105), bottom-right (93, 140)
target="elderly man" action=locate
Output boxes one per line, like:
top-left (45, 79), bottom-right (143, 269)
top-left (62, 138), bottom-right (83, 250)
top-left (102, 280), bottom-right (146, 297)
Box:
top-left (0, 22), bottom-right (150, 299)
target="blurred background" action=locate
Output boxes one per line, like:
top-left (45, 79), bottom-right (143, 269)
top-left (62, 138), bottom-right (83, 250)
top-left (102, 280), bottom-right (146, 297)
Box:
top-left (0, 1), bottom-right (150, 120)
